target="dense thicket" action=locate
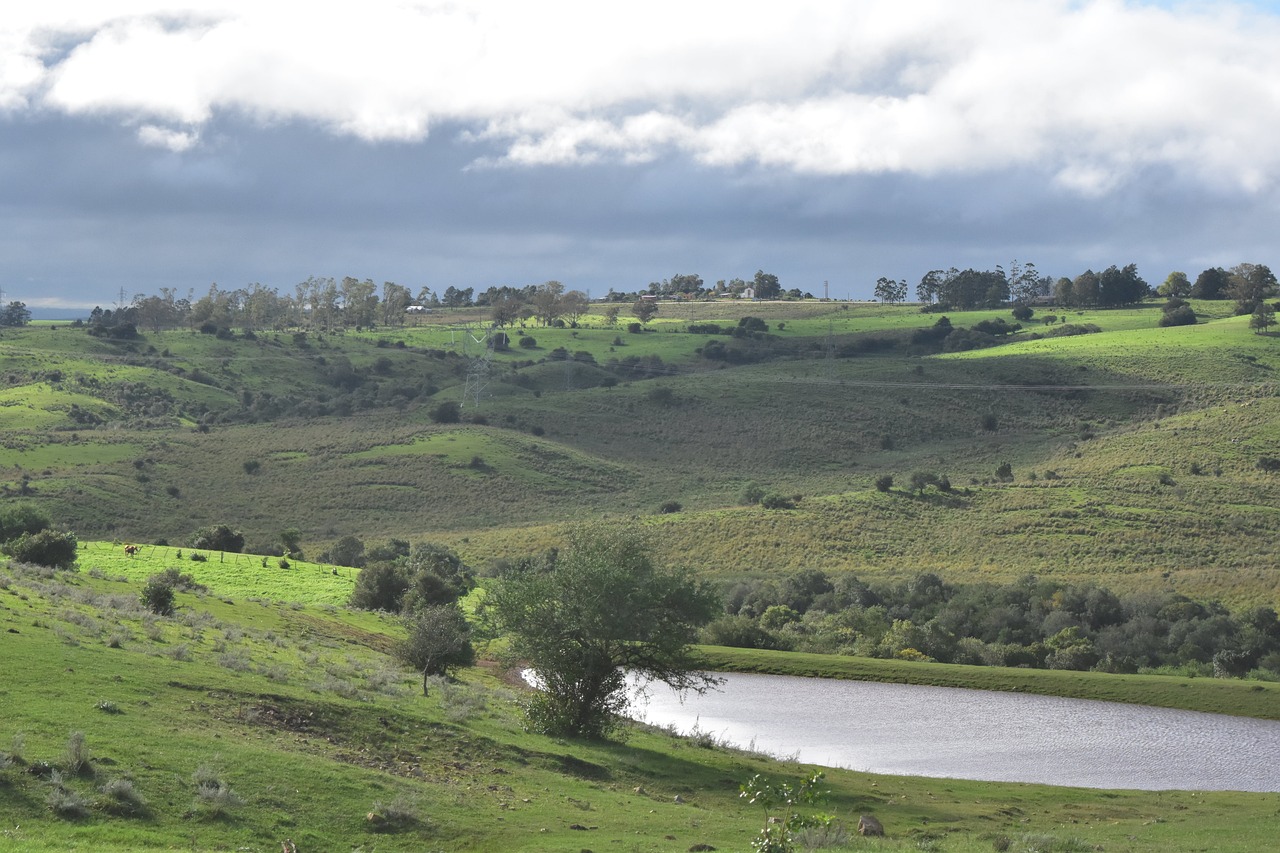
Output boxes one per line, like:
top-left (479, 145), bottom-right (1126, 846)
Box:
top-left (349, 541), bottom-right (475, 614)
top-left (710, 570), bottom-right (1280, 679)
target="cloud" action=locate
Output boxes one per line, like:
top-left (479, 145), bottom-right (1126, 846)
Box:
top-left (137, 123), bottom-right (198, 151)
top-left (6, 1), bottom-right (1280, 196)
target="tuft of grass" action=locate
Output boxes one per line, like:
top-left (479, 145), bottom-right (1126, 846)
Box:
top-left (193, 781), bottom-right (245, 818)
top-left (45, 774), bottom-right (90, 819)
top-left (99, 777), bottom-right (148, 815)
top-left (367, 795), bottom-right (422, 833)
top-left (61, 731), bottom-right (91, 777)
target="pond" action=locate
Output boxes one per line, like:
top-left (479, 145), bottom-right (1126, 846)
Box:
top-left (623, 672), bottom-right (1280, 791)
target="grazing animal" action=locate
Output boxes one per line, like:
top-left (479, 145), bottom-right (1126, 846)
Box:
top-left (123, 544), bottom-right (139, 556)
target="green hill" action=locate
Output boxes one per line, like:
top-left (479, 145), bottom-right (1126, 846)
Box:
top-left (2, 303), bottom-right (1278, 607)
top-left (2, 548), bottom-right (1277, 852)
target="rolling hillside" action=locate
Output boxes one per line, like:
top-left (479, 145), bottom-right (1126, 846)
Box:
top-left (2, 301), bottom-right (1275, 606)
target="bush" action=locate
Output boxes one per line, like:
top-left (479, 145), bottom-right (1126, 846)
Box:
top-left (874, 475), bottom-right (894, 493)
top-left (190, 524), bottom-right (244, 553)
top-left (702, 615), bottom-right (789, 650)
top-left (740, 482), bottom-right (766, 505)
top-left (192, 764), bottom-right (244, 818)
top-left (368, 796), bottom-right (421, 833)
top-left (99, 777), bottom-right (147, 815)
top-left (194, 781), bottom-right (244, 818)
top-left (139, 578), bottom-right (176, 616)
top-left (0, 503), bottom-right (50, 541)
top-left (350, 562), bottom-right (409, 612)
top-left (3, 530), bottom-right (77, 570)
top-left (658, 500), bottom-right (682, 514)
top-left (1011, 304), bottom-right (1034, 321)
top-left (518, 335), bottom-right (537, 348)
top-left (1159, 305), bottom-right (1198, 327)
top-left (760, 493), bottom-right (796, 510)
top-left (429, 401), bottom-right (461, 424)
top-left (46, 778), bottom-right (90, 818)
top-left (62, 732), bottom-right (91, 776)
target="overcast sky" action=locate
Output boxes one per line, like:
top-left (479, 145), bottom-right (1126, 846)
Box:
top-left (3, 1), bottom-right (1280, 312)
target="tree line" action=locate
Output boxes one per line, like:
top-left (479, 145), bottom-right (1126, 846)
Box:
top-left (873, 260), bottom-right (1276, 316)
top-left (82, 268), bottom-right (797, 338)
top-left (711, 569), bottom-right (1280, 679)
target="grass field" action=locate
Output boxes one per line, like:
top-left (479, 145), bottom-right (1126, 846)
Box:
top-left (2, 302), bottom-right (1279, 612)
top-left (2, 548), bottom-right (1278, 852)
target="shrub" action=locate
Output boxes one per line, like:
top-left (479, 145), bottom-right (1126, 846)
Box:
top-left (62, 731), bottom-right (91, 776)
top-left (46, 777), bottom-right (90, 819)
top-left (429, 401), bottom-right (461, 424)
top-left (518, 335), bottom-right (537, 348)
top-left (874, 475), bottom-right (894, 493)
top-left (194, 781), bottom-right (244, 818)
top-left (151, 568), bottom-right (205, 592)
top-left (658, 500), bottom-right (682, 514)
top-left (242, 459), bottom-right (261, 475)
top-left (140, 578), bottom-right (176, 616)
top-left (740, 482), bottom-right (766, 505)
top-left (192, 763), bottom-right (244, 818)
top-left (189, 552), bottom-right (208, 562)
top-left (1258, 456), bottom-right (1280, 473)
top-left (190, 524), bottom-right (244, 553)
top-left (1159, 305), bottom-right (1198, 327)
top-left (1011, 304), bottom-right (1034, 321)
top-left (702, 615), bottom-right (789, 651)
top-left (981, 413), bottom-right (998, 432)
top-left (100, 777), bottom-right (147, 815)
top-left (760, 493), bottom-right (795, 510)
top-left (908, 470), bottom-right (941, 494)
top-left (368, 796), bottom-right (421, 833)
top-left (325, 534), bottom-right (367, 568)
top-left (3, 530), bottom-right (77, 570)
top-left (350, 562), bottom-right (409, 612)
top-left (0, 503), bottom-right (51, 541)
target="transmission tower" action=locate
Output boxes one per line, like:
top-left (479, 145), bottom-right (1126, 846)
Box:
top-left (462, 327), bottom-right (495, 408)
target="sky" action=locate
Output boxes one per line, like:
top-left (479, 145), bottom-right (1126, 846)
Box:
top-left (3, 1), bottom-right (1280, 313)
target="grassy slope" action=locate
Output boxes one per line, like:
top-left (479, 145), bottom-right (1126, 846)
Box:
top-left (2, 550), bottom-right (1278, 852)
top-left (1, 304), bottom-right (1279, 608)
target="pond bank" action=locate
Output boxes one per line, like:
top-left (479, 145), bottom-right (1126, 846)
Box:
top-left (694, 645), bottom-right (1280, 720)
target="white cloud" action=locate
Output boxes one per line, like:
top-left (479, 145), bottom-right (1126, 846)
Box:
top-left (137, 123), bottom-right (198, 151)
top-left (6, 0), bottom-right (1280, 194)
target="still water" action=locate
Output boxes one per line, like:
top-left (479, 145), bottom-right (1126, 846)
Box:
top-left (624, 672), bottom-right (1280, 791)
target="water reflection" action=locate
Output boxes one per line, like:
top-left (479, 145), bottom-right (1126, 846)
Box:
top-left (625, 672), bottom-right (1280, 791)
